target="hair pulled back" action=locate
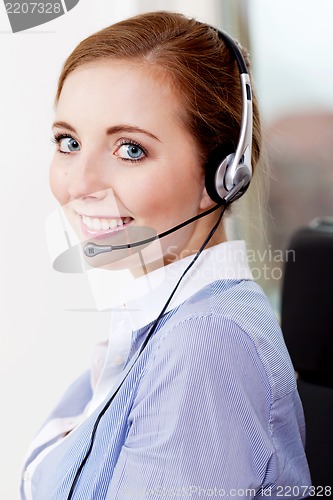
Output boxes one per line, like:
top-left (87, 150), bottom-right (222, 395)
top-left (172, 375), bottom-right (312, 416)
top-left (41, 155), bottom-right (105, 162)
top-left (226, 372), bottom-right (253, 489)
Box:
top-left (56, 11), bottom-right (261, 173)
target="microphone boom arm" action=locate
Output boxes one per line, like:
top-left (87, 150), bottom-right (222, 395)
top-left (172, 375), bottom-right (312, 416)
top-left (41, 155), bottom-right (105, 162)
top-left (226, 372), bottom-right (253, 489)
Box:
top-left (83, 202), bottom-right (224, 258)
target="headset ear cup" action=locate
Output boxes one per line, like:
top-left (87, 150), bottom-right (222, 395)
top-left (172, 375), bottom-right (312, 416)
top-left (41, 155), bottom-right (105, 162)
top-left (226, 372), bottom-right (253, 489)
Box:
top-left (205, 145), bottom-right (234, 204)
top-left (225, 163), bottom-right (252, 202)
top-left (233, 164), bottom-right (251, 188)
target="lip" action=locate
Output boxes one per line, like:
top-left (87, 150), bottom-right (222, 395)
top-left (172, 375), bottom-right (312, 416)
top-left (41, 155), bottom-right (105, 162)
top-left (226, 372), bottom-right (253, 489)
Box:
top-left (77, 213), bottom-right (134, 239)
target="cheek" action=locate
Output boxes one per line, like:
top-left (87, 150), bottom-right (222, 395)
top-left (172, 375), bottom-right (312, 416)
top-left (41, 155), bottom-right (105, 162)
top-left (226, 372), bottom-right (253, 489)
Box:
top-left (122, 175), bottom-right (194, 224)
top-left (123, 181), bottom-right (159, 215)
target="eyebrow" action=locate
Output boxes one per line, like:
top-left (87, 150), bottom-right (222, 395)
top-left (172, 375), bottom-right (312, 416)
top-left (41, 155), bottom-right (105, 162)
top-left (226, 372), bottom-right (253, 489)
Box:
top-left (52, 121), bottom-right (161, 142)
top-left (106, 125), bottom-right (161, 142)
top-left (52, 121), bottom-right (76, 133)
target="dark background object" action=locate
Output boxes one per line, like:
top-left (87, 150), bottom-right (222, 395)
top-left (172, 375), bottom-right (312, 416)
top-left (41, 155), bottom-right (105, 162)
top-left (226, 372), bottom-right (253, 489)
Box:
top-left (281, 219), bottom-right (333, 487)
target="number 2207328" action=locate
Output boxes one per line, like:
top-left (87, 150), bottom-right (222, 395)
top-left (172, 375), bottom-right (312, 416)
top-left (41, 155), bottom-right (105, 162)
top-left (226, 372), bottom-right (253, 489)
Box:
top-left (5, 3), bottom-right (62, 14)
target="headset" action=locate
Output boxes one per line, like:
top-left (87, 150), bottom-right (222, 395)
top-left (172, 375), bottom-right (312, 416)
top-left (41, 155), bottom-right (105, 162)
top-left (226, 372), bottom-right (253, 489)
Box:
top-left (65, 26), bottom-right (253, 499)
top-left (205, 29), bottom-right (253, 205)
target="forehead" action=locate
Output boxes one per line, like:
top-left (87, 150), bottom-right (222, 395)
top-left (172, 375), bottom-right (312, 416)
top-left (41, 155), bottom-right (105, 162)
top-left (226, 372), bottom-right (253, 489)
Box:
top-left (56, 60), bottom-right (185, 129)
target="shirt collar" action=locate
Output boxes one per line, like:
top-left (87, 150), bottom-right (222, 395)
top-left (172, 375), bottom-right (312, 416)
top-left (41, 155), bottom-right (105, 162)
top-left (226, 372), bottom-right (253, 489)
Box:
top-left (119, 240), bottom-right (253, 332)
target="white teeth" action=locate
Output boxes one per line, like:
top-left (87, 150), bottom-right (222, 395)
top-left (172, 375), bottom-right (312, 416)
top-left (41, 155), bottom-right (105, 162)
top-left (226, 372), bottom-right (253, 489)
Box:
top-left (101, 219), bottom-right (109, 230)
top-left (92, 218), bottom-right (101, 230)
top-left (81, 215), bottom-right (131, 231)
top-left (82, 216), bottom-right (94, 229)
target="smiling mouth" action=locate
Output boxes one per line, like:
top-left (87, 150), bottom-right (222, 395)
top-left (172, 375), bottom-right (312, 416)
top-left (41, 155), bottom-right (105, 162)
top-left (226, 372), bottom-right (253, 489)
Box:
top-left (80, 215), bottom-right (133, 232)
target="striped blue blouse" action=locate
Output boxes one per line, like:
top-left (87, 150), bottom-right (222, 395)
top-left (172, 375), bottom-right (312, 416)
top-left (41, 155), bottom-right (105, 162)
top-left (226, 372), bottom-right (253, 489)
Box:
top-left (22, 242), bottom-right (311, 499)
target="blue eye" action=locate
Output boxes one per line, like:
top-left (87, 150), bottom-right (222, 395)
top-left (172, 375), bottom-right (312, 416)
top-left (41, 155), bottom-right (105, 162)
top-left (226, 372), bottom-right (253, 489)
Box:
top-left (59, 137), bottom-right (80, 153)
top-left (116, 142), bottom-right (146, 161)
top-left (52, 134), bottom-right (81, 153)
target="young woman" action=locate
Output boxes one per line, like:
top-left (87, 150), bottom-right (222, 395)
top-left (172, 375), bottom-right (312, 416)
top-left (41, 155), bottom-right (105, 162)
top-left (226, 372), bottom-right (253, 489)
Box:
top-left (22, 11), bottom-right (311, 499)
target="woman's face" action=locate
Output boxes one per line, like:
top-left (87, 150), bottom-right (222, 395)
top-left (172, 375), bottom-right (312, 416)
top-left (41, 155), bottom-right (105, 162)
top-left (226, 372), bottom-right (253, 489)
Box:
top-left (50, 60), bottom-right (215, 272)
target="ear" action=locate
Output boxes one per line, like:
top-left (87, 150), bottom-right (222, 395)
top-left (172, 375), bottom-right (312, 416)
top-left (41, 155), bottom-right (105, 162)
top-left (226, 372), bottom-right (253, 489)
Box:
top-left (199, 185), bottom-right (216, 210)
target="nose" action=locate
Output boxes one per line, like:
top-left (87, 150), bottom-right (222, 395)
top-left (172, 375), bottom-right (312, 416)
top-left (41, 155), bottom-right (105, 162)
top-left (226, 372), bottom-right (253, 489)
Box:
top-left (67, 151), bottom-right (110, 201)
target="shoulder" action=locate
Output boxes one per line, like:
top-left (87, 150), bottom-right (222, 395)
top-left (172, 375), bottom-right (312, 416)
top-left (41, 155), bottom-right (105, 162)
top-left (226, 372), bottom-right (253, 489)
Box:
top-left (151, 280), bottom-right (296, 403)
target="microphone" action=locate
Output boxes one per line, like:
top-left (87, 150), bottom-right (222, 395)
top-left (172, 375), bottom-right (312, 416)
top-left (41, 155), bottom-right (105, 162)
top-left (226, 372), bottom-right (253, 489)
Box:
top-left (84, 243), bottom-right (113, 257)
top-left (83, 203), bottom-right (223, 258)
top-left (53, 225), bottom-right (158, 273)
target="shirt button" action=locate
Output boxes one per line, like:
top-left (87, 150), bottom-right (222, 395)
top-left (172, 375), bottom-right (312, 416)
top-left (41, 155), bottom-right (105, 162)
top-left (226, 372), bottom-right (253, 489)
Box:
top-left (113, 355), bottom-right (125, 366)
top-left (23, 470), bottom-right (30, 481)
